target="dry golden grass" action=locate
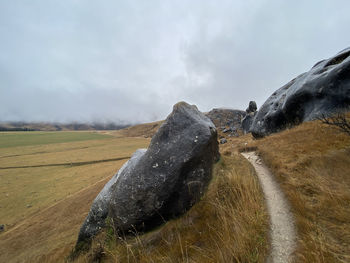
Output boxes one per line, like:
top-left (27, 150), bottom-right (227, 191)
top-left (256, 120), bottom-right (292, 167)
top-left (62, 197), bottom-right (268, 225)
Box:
top-left (75, 154), bottom-right (269, 263)
top-left (241, 118), bottom-right (350, 262)
top-left (0, 128), bottom-right (269, 263)
top-left (0, 133), bottom-right (150, 263)
top-left (115, 121), bottom-right (163, 138)
top-left (0, 136), bottom-right (150, 230)
top-left (0, 174), bottom-right (112, 263)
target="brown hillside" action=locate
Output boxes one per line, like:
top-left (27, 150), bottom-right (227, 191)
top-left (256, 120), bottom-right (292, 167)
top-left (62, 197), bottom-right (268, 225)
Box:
top-left (0, 173), bottom-right (112, 262)
top-left (116, 120), bottom-right (163, 138)
top-left (233, 115), bottom-right (350, 262)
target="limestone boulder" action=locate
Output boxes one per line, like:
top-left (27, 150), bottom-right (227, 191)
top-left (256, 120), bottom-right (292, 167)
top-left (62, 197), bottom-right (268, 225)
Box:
top-left (251, 47), bottom-right (350, 137)
top-left (76, 102), bottom-right (219, 248)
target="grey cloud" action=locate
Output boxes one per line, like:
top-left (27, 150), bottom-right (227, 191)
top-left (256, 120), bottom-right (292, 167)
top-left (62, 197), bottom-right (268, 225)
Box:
top-left (1, 0), bottom-right (350, 123)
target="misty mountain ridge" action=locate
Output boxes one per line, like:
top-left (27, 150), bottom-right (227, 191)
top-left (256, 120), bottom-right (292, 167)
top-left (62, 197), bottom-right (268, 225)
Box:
top-left (0, 121), bottom-right (131, 132)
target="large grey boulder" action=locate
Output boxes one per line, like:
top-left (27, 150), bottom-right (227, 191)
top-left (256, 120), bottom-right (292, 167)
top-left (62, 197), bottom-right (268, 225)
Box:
top-left (76, 149), bottom-right (146, 247)
top-left (76, 102), bottom-right (219, 248)
top-left (251, 47), bottom-right (350, 138)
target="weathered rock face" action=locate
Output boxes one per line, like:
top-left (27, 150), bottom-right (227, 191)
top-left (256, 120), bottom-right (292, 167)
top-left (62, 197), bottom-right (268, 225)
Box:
top-left (251, 47), bottom-right (350, 137)
top-left (242, 101), bottom-right (258, 133)
top-left (76, 149), bottom-right (146, 245)
top-left (242, 113), bottom-right (256, 134)
top-left (246, 101), bottom-right (257, 113)
top-left (76, 102), bottom-right (219, 247)
top-left (206, 108), bottom-right (245, 135)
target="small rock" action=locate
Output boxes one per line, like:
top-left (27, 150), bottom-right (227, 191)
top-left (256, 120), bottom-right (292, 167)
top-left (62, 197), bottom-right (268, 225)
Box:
top-left (220, 138), bottom-right (227, 144)
top-left (223, 128), bottom-right (231, 133)
top-left (242, 101), bottom-right (258, 133)
top-left (246, 101), bottom-right (257, 113)
top-left (0, 224), bottom-right (4, 232)
top-left (26, 204), bottom-right (32, 208)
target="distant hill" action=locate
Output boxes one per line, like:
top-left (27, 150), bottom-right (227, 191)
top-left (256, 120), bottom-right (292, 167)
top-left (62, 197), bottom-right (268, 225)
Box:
top-left (116, 108), bottom-right (248, 139)
top-left (206, 108), bottom-right (246, 129)
top-left (0, 122), bottom-right (130, 131)
top-left (116, 120), bottom-right (164, 138)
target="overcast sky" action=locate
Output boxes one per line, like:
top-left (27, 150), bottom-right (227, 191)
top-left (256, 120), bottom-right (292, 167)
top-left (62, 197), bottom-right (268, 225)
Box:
top-left (1, 0), bottom-right (349, 124)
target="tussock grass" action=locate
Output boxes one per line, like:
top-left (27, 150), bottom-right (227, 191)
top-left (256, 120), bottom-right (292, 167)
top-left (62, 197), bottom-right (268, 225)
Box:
top-left (248, 118), bottom-right (350, 262)
top-left (75, 155), bottom-right (269, 263)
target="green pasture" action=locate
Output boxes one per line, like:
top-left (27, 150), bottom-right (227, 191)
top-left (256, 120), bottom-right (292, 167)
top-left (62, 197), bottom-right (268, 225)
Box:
top-left (0, 131), bottom-right (111, 148)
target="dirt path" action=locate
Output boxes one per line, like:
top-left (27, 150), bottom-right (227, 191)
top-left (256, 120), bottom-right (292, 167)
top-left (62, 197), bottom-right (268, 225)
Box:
top-left (242, 152), bottom-right (296, 263)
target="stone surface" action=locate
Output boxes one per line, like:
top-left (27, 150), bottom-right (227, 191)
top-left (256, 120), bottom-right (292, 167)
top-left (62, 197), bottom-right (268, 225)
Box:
top-left (251, 47), bottom-right (350, 137)
top-left (76, 102), bottom-right (219, 247)
top-left (242, 101), bottom-right (258, 133)
top-left (220, 138), bottom-right (227, 144)
top-left (241, 113), bottom-right (255, 134)
top-left (206, 108), bottom-right (245, 131)
top-left (76, 149), bottom-right (146, 245)
top-left (246, 101), bottom-right (257, 113)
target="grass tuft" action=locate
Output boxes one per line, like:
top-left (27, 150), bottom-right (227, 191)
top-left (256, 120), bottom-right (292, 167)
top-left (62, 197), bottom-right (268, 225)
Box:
top-left (75, 155), bottom-right (269, 263)
top-left (249, 117), bottom-right (350, 263)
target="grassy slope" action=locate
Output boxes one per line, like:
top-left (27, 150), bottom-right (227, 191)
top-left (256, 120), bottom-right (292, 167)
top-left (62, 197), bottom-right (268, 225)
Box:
top-left (0, 131), bottom-right (111, 148)
top-left (0, 174), bottom-right (112, 263)
top-left (0, 129), bottom-right (269, 263)
top-left (115, 121), bottom-right (163, 138)
top-left (0, 132), bottom-right (150, 263)
top-left (244, 119), bottom-right (350, 262)
top-left (76, 154), bottom-right (269, 263)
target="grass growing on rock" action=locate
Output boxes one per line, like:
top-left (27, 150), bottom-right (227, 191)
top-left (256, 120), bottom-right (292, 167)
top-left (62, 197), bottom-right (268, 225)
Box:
top-left (75, 154), bottom-right (269, 263)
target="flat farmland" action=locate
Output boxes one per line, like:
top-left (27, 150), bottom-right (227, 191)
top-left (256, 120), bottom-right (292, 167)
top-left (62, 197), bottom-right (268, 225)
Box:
top-left (0, 131), bottom-right (150, 262)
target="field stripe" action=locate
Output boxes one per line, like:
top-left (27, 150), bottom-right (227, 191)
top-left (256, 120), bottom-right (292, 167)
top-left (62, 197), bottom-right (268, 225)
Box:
top-left (0, 156), bottom-right (130, 170)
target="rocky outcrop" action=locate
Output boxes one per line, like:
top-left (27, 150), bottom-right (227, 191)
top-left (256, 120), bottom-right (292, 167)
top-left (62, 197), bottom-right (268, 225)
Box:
top-left (246, 101), bottom-right (257, 113)
top-left (76, 102), bottom-right (219, 248)
top-left (241, 101), bottom-right (258, 133)
top-left (251, 47), bottom-right (350, 137)
top-left (206, 108), bottom-right (245, 136)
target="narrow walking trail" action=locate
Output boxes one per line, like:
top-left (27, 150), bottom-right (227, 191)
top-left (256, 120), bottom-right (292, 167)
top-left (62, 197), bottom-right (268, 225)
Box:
top-left (242, 152), bottom-right (296, 263)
